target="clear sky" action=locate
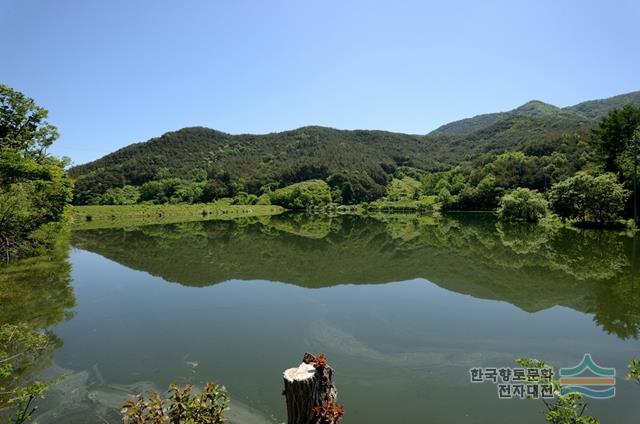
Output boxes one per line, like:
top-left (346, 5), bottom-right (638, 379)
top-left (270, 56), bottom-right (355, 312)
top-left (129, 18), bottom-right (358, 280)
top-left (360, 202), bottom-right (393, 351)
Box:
top-left (1, 0), bottom-right (638, 165)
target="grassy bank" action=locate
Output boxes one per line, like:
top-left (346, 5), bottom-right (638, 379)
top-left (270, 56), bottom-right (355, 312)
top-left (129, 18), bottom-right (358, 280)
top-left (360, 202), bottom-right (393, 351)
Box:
top-left (71, 202), bottom-right (285, 230)
top-left (364, 195), bottom-right (439, 212)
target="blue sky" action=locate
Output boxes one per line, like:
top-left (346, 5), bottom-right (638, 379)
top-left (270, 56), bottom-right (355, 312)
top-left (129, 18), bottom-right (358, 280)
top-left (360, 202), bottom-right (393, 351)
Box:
top-left (1, 0), bottom-right (638, 165)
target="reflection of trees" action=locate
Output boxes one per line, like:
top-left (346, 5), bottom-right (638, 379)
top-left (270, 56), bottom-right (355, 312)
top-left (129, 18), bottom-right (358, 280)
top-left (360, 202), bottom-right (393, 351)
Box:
top-left (0, 253), bottom-right (75, 328)
top-left (266, 213), bottom-right (336, 239)
top-left (71, 212), bottom-right (639, 339)
top-left (546, 228), bottom-right (628, 281)
top-left (590, 278), bottom-right (640, 339)
top-left (0, 324), bottom-right (62, 409)
top-left (589, 237), bottom-right (640, 340)
top-left (0, 245), bottom-right (75, 411)
top-left (496, 222), bottom-right (553, 255)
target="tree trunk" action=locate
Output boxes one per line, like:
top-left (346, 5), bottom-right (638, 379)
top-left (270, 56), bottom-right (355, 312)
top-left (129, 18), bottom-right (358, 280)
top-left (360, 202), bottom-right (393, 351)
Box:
top-left (283, 353), bottom-right (343, 424)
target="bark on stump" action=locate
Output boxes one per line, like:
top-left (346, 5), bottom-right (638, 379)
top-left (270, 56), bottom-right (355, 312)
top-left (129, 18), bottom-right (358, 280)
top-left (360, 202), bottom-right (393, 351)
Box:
top-left (283, 353), bottom-right (343, 424)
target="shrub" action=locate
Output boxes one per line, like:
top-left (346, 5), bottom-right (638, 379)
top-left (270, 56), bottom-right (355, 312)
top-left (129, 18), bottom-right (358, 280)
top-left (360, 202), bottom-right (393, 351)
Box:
top-left (498, 188), bottom-right (549, 222)
top-left (122, 382), bottom-right (229, 424)
top-left (232, 192), bottom-right (258, 205)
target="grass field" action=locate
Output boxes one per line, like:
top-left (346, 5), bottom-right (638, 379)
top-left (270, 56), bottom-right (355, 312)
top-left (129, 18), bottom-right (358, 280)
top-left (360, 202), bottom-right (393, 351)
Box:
top-left (71, 202), bottom-right (285, 230)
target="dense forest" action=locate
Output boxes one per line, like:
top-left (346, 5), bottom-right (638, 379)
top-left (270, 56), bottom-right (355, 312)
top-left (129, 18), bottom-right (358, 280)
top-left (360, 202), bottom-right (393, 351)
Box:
top-left (69, 91), bottom-right (640, 227)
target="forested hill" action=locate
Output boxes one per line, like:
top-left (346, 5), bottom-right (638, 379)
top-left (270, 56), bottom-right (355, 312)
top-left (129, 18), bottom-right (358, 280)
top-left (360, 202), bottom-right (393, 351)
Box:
top-left (70, 126), bottom-right (437, 203)
top-left (429, 90), bottom-right (640, 136)
top-left (69, 90), bottom-right (640, 204)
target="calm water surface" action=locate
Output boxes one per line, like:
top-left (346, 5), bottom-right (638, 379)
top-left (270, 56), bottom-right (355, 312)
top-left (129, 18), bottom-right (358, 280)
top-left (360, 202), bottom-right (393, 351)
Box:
top-left (8, 213), bottom-right (640, 423)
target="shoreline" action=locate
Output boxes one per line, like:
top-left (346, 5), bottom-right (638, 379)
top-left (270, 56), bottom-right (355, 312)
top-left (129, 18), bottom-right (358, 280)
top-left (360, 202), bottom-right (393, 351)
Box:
top-left (71, 203), bottom-right (285, 230)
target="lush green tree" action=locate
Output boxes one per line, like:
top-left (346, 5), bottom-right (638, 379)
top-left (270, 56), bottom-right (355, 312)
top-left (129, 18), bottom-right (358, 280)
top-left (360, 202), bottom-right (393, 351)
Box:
top-left (487, 151), bottom-right (536, 189)
top-left (99, 185), bottom-right (140, 205)
top-left (548, 172), bottom-right (629, 226)
top-left (615, 126), bottom-right (640, 184)
top-left (155, 166), bottom-right (173, 180)
top-left (327, 171), bottom-right (385, 204)
top-left (591, 105), bottom-right (640, 175)
top-left (270, 180), bottom-right (332, 209)
top-left (72, 170), bottom-right (125, 205)
top-left (498, 188), bottom-right (549, 222)
top-left (385, 176), bottom-right (421, 201)
top-left (139, 178), bottom-right (182, 203)
top-left (200, 179), bottom-right (233, 202)
top-left (443, 175), bottom-right (503, 211)
top-left (0, 150), bottom-right (73, 261)
top-left (437, 187), bottom-right (454, 209)
top-left (191, 167), bottom-right (208, 182)
top-left (172, 181), bottom-right (205, 204)
top-left (485, 151), bottom-right (571, 191)
top-left (0, 84), bottom-right (59, 159)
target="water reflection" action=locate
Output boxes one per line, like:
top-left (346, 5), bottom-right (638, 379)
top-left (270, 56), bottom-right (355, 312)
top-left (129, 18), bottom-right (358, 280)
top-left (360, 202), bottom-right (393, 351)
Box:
top-left (71, 212), bottom-right (640, 340)
top-left (0, 250), bottom-right (75, 415)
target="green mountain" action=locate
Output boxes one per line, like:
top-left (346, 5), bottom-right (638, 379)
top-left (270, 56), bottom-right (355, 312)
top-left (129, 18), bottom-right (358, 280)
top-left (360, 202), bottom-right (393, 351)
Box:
top-left (428, 91), bottom-right (640, 136)
top-left (564, 91), bottom-right (640, 119)
top-left (69, 91), bottom-right (640, 204)
top-left (70, 126), bottom-right (437, 203)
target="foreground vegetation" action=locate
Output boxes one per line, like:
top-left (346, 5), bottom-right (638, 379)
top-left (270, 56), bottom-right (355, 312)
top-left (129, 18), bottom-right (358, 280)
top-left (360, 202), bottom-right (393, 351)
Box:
top-left (121, 382), bottom-right (229, 424)
top-left (518, 356), bottom-right (640, 424)
top-left (516, 358), bottom-right (599, 424)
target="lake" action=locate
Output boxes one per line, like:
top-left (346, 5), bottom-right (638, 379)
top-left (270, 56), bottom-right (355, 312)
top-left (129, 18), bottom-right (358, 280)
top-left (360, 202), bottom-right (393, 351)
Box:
top-left (6, 213), bottom-right (640, 423)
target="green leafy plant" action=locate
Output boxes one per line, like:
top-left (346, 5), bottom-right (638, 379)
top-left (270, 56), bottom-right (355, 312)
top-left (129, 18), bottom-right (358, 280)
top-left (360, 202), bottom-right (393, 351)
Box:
top-left (498, 188), bottom-right (549, 222)
top-left (121, 381), bottom-right (230, 424)
top-left (516, 358), bottom-right (599, 424)
top-left (0, 324), bottom-right (62, 424)
top-left (628, 358), bottom-right (640, 385)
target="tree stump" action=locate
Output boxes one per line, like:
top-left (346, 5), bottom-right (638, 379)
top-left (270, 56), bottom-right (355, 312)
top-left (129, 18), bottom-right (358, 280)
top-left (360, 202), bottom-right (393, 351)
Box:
top-left (283, 353), bottom-right (344, 424)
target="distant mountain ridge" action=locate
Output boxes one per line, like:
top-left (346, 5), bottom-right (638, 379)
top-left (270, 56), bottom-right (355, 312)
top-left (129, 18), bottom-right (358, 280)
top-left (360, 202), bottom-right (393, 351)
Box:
top-left (428, 91), bottom-right (640, 136)
top-left (69, 90), bottom-right (640, 203)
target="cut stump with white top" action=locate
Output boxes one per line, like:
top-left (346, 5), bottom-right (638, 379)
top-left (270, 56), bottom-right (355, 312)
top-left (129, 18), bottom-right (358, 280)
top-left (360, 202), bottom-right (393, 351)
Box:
top-left (282, 353), bottom-right (343, 424)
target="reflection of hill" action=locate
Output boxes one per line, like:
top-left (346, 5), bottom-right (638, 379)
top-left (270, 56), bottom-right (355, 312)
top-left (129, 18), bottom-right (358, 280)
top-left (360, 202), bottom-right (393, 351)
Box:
top-left (71, 213), bottom-right (634, 318)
